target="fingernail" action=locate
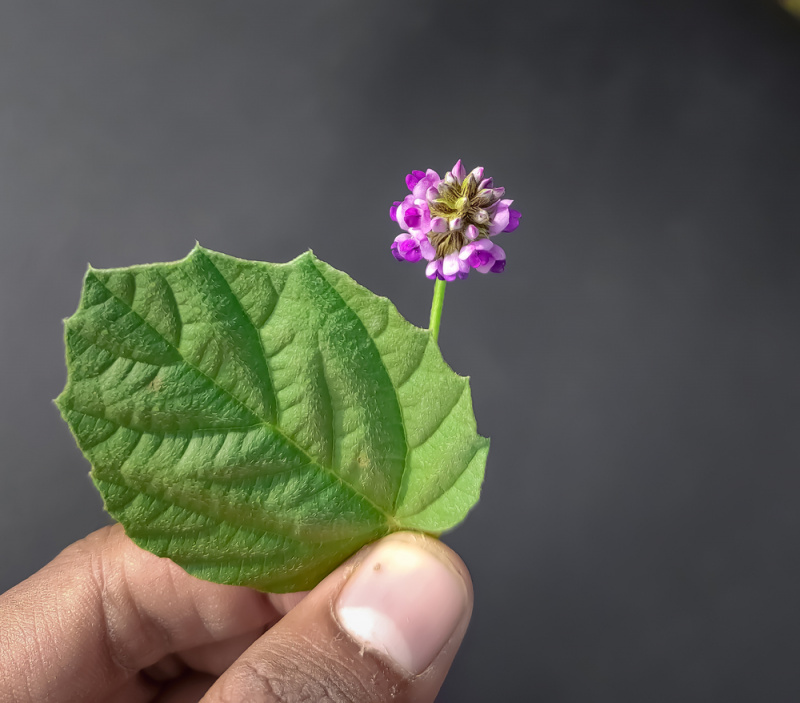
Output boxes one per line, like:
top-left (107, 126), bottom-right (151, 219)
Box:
top-left (335, 539), bottom-right (468, 675)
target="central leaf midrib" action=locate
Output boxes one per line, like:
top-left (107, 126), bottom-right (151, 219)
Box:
top-left (86, 267), bottom-right (395, 525)
top-left (302, 258), bottom-right (411, 514)
top-left (98, 469), bottom-right (373, 547)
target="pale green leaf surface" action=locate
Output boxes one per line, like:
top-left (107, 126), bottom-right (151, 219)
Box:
top-left (57, 247), bottom-right (489, 592)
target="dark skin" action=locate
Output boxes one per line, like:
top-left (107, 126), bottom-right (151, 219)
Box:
top-left (0, 525), bottom-right (473, 703)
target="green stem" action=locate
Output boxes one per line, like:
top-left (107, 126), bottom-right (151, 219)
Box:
top-left (428, 278), bottom-right (447, 344)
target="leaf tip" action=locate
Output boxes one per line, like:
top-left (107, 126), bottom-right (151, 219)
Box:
top-left (285, 249), bottom-right (317, 269)
top-left (189, 242), bottom-right (209, 260)
top-left (52, 390), bottom-right (68, 415)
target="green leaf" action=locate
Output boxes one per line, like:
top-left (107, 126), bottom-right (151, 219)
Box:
top-left (56, 246), bottom-right (488, 592)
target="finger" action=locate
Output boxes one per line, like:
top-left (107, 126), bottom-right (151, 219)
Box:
top-left (203, 532), bottom-right (473, 703)
top-left (176, 627), bottom-right (269, 676)
top-left (152, 673), bottom-right (216, 703)
top-left (0, 524), bottom-right (280, 703)
top-left (172, 592), bottom-right (311, 677)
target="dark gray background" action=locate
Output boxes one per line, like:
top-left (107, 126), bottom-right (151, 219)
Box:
top-left (1, 1), bottom-right (799, 701)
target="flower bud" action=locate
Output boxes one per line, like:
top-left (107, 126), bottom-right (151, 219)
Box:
top-left (462, 173), bottom-right (478, 198)
top-left (474, 189), bottom-right (495, 207)
top-left (451, 159), bottom-right (467, 181)
top-left (430, 217), bottom-right (448, 233)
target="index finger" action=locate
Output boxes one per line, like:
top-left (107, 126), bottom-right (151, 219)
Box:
top-left (0, 524), bottom-right (281, 703)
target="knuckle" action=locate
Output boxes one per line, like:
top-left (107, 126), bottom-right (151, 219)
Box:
top-left (213, 634), bottom-right (405, 703)
top-left (78, 528), bottom-right (166, 674)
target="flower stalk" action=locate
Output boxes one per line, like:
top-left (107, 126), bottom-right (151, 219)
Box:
top-left (428, 278), bottom-right (446, 344)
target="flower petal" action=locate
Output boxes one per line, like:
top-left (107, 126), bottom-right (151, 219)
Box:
top-left (426, 260), bottom-right (443, 280)
top-left (417, 234), bottom-right (436, 261)
top-left (442, 252), bottom-right (461, 278)
top-left (405, 170), bottom-right (426, 192)
top-left (488, 199), bottom-right (513, 236)
top-left (503, 208), bottom-right (521, 233)
top-left (458, 243), bottom-right (476, 261)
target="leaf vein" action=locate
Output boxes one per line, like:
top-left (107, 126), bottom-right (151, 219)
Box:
top-left (98, 472), bottom-right (367, 547)
top-left (396, 334), bottom-right (431, 389)
top-left (118, 431), bottom-right (145, 473)
top-left (315, 333), bottom-right (336, 470)
top-left (73, 396), bottom-right (390, 523)
top-left (158, 271), bottom-right (183, 347)
top-left (399, 440), bottom-right (485, 520)
top-left (411, 382), bottom-right (468, 450)
top-left (199, 250), bottom-right (278, 424)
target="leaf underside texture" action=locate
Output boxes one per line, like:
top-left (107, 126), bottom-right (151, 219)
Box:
top-left (57, 247), bottom-right (488, 592)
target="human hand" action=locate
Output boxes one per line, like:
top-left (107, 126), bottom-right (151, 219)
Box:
top-left (0, 525), bottom-right (472, 702)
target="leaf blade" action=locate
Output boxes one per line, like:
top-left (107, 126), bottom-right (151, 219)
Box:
top-left (58, 247), bottom-right (488, 591)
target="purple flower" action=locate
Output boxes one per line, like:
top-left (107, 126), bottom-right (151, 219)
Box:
top-left (505, 208), bottom-right (521, 233)
top-left (459, 240), bottom-right (506, 273)
top-left (487, 199), bottom-right (513, 236)
top-left (424, 256), bottom-right (468, 281)
top-left (442, 252), bottom-right (470, 281)
top-left (392, 233), bottom-right (436, 263)
top-left (406, 168), bottom-right (441, 200)
top-left (405, 170), bottom-right (426, 191)
top-left (392, 234), bottom-right (421, 262)
top-left (391, 159), bottom-right (519, 280)
top-left (425, 259), bottom-right (444, 280)
top-left (395, 195), bottom-right (432, 236)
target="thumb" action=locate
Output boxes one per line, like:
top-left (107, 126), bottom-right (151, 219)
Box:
top-left (202, 532), bottom-right (473, 703)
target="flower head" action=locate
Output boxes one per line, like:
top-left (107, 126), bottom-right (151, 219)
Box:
top-left (390, 159), bottom-right (520, 281)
